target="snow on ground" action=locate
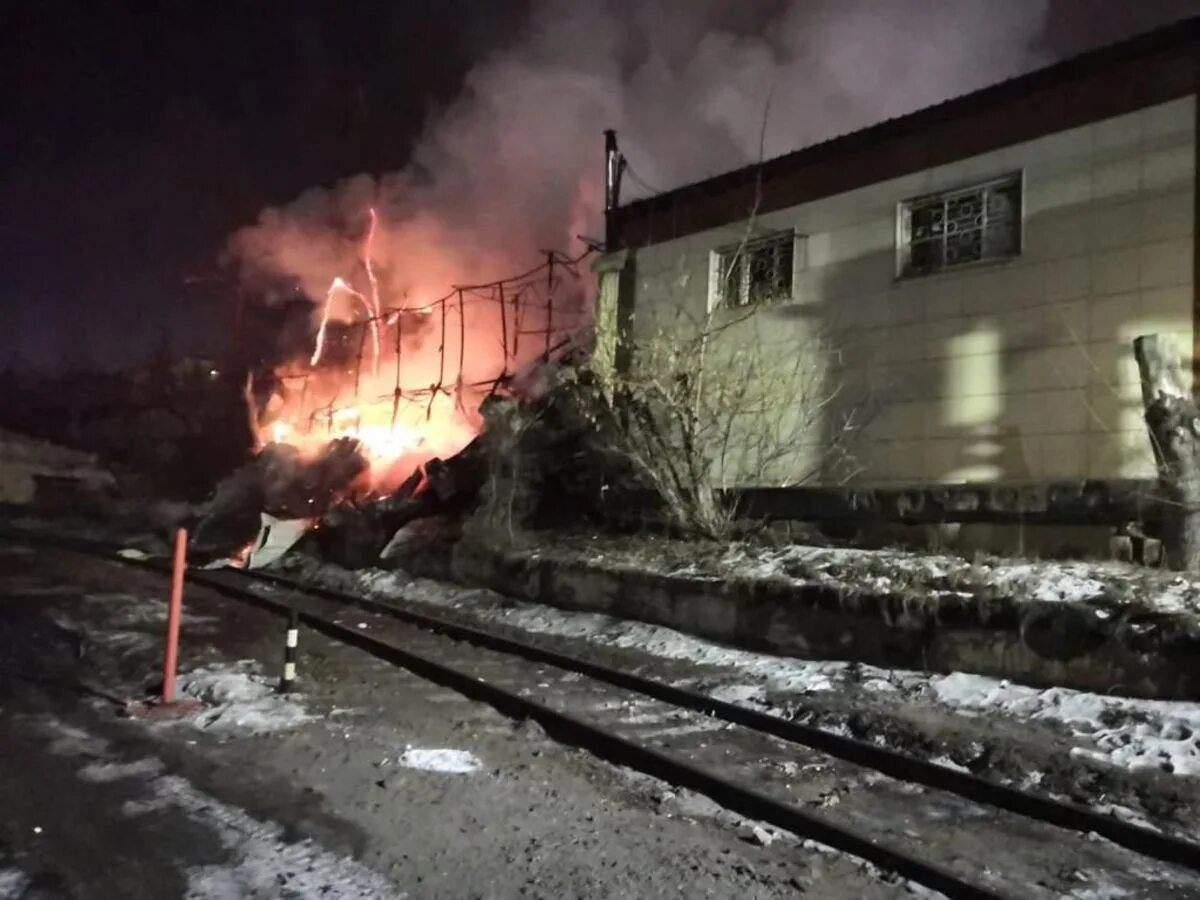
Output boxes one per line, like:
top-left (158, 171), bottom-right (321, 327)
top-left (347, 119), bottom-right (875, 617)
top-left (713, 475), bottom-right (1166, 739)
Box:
top-left (140, 774), bottom-right (399, 899)
top-left (40, 719), bottom-right (400, 899)
top-left (83, 591), bottom-right (219, 631)
top-left (935, 673), bottom-right (1200, 777)
top-left (629, 542), bottom-right (1200, 614)
top-left (175, 661), bottom-right (312, 735)
top-left (0, 870), bottom-right (29, 900)
top-left (78, 758), bottom-right (166, 783)
top-left (398, 748), bottom-right (481, 774)
top-left (0, 427), bottom-right (115, 505)
top-left (287, 560), bottom-right (1200, 778)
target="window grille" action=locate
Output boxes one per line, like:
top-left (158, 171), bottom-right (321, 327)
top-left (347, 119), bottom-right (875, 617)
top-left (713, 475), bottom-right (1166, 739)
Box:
top-left (714, 230), bottom-right (795, 307)
top-left (898, 173), bottom-right (1021, 277)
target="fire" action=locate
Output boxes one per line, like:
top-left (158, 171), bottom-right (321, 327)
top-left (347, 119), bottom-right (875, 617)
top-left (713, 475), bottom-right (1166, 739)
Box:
top-left (256, 356), bottom-right (477, 495)
top-left (230, 541), bottom-right (253, 568)
top-left (249, 206), bottom-right (585, 500)
top-left (254, 203), bottom-right (482, 496)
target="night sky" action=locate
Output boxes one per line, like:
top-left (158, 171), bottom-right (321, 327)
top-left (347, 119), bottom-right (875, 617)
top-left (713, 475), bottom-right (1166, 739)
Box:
top-left (1, 2), bottom-right (524, 371)
top-left (1, 1), bottom-right (1192, 372)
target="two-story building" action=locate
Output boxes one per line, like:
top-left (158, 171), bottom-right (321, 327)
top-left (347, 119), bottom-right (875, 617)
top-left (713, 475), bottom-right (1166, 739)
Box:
top-left (596, 17), bottom-right (1198, 511)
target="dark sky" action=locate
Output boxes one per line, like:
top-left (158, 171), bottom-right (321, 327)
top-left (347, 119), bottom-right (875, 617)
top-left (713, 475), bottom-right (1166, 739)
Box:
top-left (1, 2), bottom-right (524, 371)
top-left (1, 1), bottom-right (1193, 372)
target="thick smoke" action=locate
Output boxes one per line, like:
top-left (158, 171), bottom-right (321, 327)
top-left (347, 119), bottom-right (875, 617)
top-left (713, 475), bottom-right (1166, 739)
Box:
top-left (230, 0), bottom-right (1051, 307)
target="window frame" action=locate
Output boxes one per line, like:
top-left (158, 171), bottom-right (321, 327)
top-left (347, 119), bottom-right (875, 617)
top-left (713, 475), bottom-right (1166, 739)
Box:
top-left (709, 228), bottom-right (801, 310)
top-left (894, 171), bottom-right (1024, 280)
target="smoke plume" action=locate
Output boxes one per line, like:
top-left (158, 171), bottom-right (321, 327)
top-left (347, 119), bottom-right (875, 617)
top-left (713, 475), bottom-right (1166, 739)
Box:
top-left (230, 0), bottom-right (1053, 304)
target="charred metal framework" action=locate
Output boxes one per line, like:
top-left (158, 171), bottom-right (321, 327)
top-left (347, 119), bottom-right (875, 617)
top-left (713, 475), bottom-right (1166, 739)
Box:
top-left (280, 249), bottom-right (593, 442)
top-left (896, 172), bottom-right (1022, 278)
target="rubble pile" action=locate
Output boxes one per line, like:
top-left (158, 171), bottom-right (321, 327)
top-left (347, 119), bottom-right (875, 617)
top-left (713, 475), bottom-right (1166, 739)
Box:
top-left (188, 346), bottom-right (660, 571)
top-left (190, 437), bottom-right (368, 562)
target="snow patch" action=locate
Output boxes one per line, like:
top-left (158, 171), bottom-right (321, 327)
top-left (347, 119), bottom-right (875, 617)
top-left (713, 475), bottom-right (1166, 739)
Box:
top-left (140, 775), bottom-right (400, 899)
top-left (0, 870), bottom-right (30, 900)
top-left (933, 673), bottom-right (1200, 776)
top-left (83, 592), bottom-right (219, 630)
top-left (41, 717), bottom-right (399, 898)
top-left (176, 661), bottom-right (312, 735)
top-left (79, 757), bottom-right (166, 783)
top-left (607, 539), bottom-right (1200, 615)
top-left (1065, 885), bottom-right (1134, 899)
top-left (398, 748), bottom-right (481, 774)
top-left (43, 720), bottom-right (109, 756)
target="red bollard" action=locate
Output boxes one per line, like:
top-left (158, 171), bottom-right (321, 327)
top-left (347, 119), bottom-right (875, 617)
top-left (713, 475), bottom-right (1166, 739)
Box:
top-left (161, 528), bottom-right (187, 705)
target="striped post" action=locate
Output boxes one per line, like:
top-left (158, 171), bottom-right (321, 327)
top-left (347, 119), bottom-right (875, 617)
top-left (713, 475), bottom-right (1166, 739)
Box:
top-left (279, 608), bottom-right (299, 693)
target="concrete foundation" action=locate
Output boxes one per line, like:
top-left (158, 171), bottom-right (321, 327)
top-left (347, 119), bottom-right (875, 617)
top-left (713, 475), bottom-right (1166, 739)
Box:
top-left (452, 536), bottom-right (1200, 700)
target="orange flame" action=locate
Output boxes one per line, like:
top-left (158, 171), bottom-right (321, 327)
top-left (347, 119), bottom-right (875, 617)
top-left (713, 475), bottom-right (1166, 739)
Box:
top-left (363, 207), bottom-right (383, 375)
top-left (254, 207), bottom-right (581, 499)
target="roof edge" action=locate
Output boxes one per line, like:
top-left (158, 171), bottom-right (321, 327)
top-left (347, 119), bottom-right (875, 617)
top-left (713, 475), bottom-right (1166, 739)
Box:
top-left (612, 15), bottom-right (1200, 241)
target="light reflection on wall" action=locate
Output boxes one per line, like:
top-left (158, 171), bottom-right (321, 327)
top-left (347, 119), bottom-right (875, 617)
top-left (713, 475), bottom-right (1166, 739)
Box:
top-left (944, 326), bottom-right (1002, 482)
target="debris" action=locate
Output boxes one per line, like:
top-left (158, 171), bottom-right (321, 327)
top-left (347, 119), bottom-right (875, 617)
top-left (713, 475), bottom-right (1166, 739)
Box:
top-left (738, 823), bottom-right (776, 846)
top-left (246, 514), bottom-right (309, 569)
top-left (191, 438), bottom-right (367, 563)
top-left (397, 748), bottom-right (481, 774)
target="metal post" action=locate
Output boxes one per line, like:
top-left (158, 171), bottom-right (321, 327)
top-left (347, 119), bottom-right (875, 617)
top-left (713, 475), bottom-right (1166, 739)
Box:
top-left (392, 307), bottom-right (403, 428)
top-left (604, 129), bottom-right (622, 250)
top-left (457, 288), bottom-right (466, 382)
top-left (497, 283), bottom-right (509, 374)
top-left (279, 608), bottom-right (299, 693)
top-left (161, 528), bottom-right (187, 705)
top-left (545, 252), bottom-right (554, 358)
top-left (604, 129), bottom-right (619, 212)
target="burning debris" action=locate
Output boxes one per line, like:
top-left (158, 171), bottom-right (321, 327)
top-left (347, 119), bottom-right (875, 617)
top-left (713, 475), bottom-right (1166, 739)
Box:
top-left (194, 293), bottom-right (593, 571)
top-left (238, 204), bottom-right (590, 498)
top-left (196, 186), bottom-right (595, 568)
top-left (190, 437), bottom-right (368, 562)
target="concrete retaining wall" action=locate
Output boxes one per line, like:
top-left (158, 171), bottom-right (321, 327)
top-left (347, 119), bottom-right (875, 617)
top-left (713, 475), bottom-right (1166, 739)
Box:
top-left (453, 538), bottom-right (1200, 700)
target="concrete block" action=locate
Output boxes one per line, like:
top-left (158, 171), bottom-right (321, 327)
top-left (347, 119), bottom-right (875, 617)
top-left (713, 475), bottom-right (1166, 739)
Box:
top-left (1086, 200), bottom-right (1143, 251)
top-left (1090, 157), bottom-right (1142, 202)
top-left (1141, 144), bottom-right (1195, 193)
top-left (1142, 188), bottom-right (1194, 242)
top-left (1044, 255), bottom-right (1091, 301)
top-left (1087, 292), bottom-right (1139, 342)
top-left (1091, 247), bottom-right (1140, 296)
top-left (1139, 237), bottom-right (1192, 289)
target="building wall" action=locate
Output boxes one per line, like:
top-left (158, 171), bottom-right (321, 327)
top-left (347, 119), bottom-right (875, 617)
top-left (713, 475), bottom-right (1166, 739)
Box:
top-left (613, 96), bottom-right (1196, 486)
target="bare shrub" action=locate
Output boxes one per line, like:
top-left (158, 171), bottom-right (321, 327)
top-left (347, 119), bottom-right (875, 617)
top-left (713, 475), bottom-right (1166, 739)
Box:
top-left (582, 299), bottom-right (850, 540)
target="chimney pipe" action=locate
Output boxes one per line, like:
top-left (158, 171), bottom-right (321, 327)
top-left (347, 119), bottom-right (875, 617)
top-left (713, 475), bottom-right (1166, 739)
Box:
top-left (604, 129), bottom-right (623, 250)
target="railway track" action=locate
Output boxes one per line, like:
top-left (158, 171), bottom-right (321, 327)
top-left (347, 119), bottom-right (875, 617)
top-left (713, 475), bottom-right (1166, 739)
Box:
top-left (8, 528), bottom-right (1200, 900)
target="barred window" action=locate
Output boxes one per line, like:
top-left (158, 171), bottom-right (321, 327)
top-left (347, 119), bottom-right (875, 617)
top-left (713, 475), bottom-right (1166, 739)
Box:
top-left (898, 173), bottom-right (1021, 278)
top-left (714, 230), bottom-right (795, 308)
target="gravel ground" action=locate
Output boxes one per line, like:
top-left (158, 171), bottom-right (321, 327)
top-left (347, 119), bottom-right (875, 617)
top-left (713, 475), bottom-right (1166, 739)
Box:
top-left (0, 542), bottom-right (918, 899)
top-left (276, 554), bottom-right (1200, 838)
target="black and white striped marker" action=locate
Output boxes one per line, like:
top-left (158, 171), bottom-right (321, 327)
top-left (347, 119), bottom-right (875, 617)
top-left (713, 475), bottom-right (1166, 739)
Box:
top-left (279, 608), bottom-right (299, 693)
